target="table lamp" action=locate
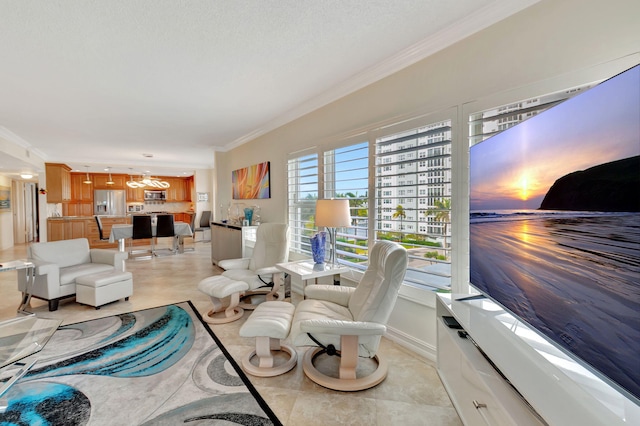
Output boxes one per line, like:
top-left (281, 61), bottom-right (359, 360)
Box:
top-left (315, 199), bottom-right (351, 265)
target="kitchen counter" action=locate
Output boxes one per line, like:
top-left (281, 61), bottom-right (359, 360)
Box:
top-left (48, 215), bottom-right (127, 220)
top-left (47, 216), bottom-right (128, 247)
top-left (46, 213), bottom-right (195, 247)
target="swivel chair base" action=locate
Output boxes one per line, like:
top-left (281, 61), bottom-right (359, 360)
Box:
top-left (301, 335), bottom-right (389, 392)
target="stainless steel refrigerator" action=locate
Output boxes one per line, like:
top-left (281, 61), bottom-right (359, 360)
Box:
top-left (94, 190), bottom-right (126, 216)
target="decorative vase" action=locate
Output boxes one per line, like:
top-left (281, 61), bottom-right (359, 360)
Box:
top-left (310, 231), bottom-right (326, 264)
top-left (252, 205), bottom-right (261, 225)
top-left (243, 207), bottom-right (253, 225)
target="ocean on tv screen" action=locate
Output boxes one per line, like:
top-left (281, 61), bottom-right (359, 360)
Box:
top-left (469, 64), bottom-right (640, 403)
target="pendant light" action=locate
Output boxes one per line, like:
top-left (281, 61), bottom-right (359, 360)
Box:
top-left (83, 166), bottom-right (92, 184)
top-left (106, 167), bottom-right (114, 185)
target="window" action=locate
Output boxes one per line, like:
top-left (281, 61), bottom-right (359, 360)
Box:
top-left (287, 117), bottom-right (453, 291)
top-left (287, 152), bottom-right (318, 256)
top-left (374, 119), bottom-right (452, 290)
top-left (324, 141), bottom-right (369, 267)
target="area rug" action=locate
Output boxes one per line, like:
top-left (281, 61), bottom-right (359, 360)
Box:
top-left (0, 302), bottom-right (282, 425)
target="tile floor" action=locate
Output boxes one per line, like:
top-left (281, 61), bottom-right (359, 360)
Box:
top-left (0, 241), bottom-right (462, 425)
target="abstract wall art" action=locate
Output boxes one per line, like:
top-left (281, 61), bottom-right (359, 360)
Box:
top-left (232, 161), bottom-right (270, 199)
top-left (0, 185), bottom-right (10, 212)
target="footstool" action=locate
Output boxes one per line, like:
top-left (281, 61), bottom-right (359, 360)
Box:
top-left (76, 271), bottom-right (133, 309)
top-left (198, 276), bottom-right (249, 324)
top-left (239, 301), bottom-right (297, 377)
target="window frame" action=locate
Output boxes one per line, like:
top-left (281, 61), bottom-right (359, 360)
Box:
top-left (287, 109), bottom-right (456, 292)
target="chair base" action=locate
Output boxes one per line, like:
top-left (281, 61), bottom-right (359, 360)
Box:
top-left (302, 345), bottom-right (388, 392)
top-left (202, 305), bottom-right (244, 324)
top-left (242, 337), bottom-right (297, 377)
top-left (198, 276), bottom-right (249, 324)
top-left (238, 287), bottom-right (284, 310)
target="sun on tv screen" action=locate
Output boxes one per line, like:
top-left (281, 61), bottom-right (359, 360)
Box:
top-left (469, 64), bottom-right (640, 404)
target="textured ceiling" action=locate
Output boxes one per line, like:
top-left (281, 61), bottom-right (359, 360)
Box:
top-left (0, 0), bottom-right (538, 179)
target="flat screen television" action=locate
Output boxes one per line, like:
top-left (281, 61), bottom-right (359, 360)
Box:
top-left (469, 64), bottom-right (640, 405)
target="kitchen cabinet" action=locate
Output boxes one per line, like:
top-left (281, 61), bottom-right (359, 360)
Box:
top-left (166, 178), bottom-right (181, 201)
top-left (165, 177), bottom-right (192, 202)
top-left (126, 185), bottom-right (144, 202)
top-left (47, 218), bottom-right (88, 242)
top-left (48, 220), bottom-right (65, 241)
top-left (86, 216), bottom-right (128, 248)
top-left (70, 173), bottom-right (93, 201)
top-left (172, 212), bottom-right (194, 225)
top-left (45, 163), bottom-right (72, 203)
top-left (93, 173), bottom-right (126, 189)
top-left (184, 177), bottom-right (193, 201)
top-left (64, 202), bottom-right (93, 217)
top-left (64, 173), bottom-right (94, 217)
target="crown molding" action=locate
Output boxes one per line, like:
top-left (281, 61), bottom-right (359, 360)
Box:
top-left (223, 0), bottom-right (540, 152)
top-left (0, 126), bottom-right (48, 162)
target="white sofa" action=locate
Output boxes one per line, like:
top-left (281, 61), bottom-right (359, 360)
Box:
top-left (18, 238), bottom-right (128, 311)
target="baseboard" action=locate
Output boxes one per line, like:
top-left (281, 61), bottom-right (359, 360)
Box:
top-left (385, 325), bottom-right (437, 363)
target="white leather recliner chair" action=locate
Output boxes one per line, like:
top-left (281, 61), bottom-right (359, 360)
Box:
top-left (288, 240), bottom-right (408, 391)
top-left (218, 223), bottom-right (290, 309)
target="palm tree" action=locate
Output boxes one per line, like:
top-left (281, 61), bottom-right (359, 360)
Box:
top-left (425, 198), bottom-right (451, 256)
top-left (392, 204), bottom-right (406, 241)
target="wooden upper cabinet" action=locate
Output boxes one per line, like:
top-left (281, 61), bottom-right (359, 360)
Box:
top-left (70, 173), bottom-right (93, 201)
top-left (93, 173), bottom-right (126, 189)
top-left (126, 185), bottom-right (144, 202)
top-left (184, 177), bottom-right (193, 201)
top-left (45, 163), bottom-right (72, 203)
top-left (166, 177), bottom-right (192, 201)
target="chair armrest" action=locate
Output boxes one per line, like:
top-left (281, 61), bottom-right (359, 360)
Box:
top-left (218, 258), bottom-right (251, 270)
top-left (90, 249), bottom-right (128, 267)
top-left (300, 319), bottom-right (386, 336)
top-left (254, 266), bottom-right (280, 276)
top-left (33, 261), bottom-right (58, 276)
top-left (304, 285), bottom-right (355, 307)
top-left (18, 260), bottom-right (59, 293)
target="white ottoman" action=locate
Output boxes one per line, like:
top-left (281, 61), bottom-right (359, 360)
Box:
top-left (76, 271), bottom-right (133, 309)
top-left (198, 276), bottom-right (249, 324)
top-left (239, 301), bottom-right (297, 377)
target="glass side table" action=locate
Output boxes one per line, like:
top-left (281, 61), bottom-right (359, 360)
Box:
top-left (0, 315), bottom-right (62, 412)
top-left (0, 260), bottom-right (36, 314)
top-left (276, 260), bottom-right (349, 295)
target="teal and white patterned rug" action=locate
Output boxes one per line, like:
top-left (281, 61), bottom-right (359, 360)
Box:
top-left (0, 302), bottom-right (281, 425)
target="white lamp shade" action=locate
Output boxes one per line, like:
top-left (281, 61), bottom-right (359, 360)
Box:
top-left (315, 199), bottom-right (351, 228)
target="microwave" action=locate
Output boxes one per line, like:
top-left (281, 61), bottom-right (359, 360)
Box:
top-left (144, 190), bottom-right (167, 201)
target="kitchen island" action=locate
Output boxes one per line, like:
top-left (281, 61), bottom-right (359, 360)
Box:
top-left (46, 212), bottom-right (195, 248)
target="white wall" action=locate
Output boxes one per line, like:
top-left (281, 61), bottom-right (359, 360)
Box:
top-left (0, 130), bottom-right (47, 246)
top-left (194, 167), bottom-right (214, 218)
top-left (216, 0), bottom-right (640, 360)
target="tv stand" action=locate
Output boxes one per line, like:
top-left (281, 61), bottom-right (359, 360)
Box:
top-left (453, 293), bottom-right (486, 302)
top-left (436, 294), bottom-right (639, 425)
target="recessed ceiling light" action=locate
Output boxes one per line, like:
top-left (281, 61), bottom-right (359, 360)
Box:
top-left (20, 173), bottom-right (33, 179)
top-left (142, 153), bottom-right (153, 158)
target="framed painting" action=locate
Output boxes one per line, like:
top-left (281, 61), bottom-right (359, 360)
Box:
top-left (0, 185), bottom-right (10, 212)
top-left (232, 161), bottom-right (270, 199)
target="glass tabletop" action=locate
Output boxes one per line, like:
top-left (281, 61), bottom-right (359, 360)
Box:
top-left (0, 316), bottom-right (62, 369)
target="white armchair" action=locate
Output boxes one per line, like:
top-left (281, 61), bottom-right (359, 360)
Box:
top-left (18, 238), bottom-right (128, 311)
top-left (218, 223), bottom-right (290, 309)
top-left (288, 240), bottom-right (408, 391)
